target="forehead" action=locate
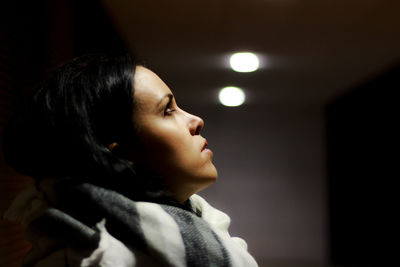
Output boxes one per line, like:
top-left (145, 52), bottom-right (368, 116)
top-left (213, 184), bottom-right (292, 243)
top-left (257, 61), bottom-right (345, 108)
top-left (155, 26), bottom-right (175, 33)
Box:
top-left (133, 66), bottom-right (172, 109)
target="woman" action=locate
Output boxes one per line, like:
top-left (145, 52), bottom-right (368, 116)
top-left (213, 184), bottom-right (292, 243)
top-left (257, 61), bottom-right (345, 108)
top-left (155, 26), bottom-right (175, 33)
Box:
top-left (3, 54), bottom-right (258, 266)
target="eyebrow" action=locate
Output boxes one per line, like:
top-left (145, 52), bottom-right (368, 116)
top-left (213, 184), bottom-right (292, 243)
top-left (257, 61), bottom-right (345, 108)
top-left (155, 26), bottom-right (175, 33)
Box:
top-left (157, 93), bottom-right (174, 111)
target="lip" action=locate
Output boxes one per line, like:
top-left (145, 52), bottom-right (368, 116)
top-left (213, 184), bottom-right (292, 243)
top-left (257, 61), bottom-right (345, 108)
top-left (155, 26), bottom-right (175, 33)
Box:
top-left (201, 139), bottom-right (213, 155)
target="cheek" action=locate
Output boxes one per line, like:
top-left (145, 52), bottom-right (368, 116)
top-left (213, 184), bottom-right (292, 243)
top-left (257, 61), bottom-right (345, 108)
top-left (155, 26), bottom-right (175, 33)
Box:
top-left (139, 127), bottom-right (191, 170)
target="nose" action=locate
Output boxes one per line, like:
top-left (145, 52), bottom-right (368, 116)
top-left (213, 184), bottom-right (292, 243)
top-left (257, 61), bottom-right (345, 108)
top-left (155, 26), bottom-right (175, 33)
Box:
top-left (187, 112), bottom-right (204, 136)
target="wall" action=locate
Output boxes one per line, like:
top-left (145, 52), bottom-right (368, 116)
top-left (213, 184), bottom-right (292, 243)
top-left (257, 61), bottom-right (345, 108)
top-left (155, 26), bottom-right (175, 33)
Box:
top-left (194, 103), bottom-right (329, 266)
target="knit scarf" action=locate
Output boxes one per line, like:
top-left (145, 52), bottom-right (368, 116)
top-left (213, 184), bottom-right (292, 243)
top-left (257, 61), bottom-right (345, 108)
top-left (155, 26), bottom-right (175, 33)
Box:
top-left (5, 181), bottom-right (258, 267)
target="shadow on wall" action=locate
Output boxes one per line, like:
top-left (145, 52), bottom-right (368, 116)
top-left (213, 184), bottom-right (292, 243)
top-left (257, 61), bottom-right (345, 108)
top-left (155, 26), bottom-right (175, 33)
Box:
top-left (326, 62), bottom-right (399, 266)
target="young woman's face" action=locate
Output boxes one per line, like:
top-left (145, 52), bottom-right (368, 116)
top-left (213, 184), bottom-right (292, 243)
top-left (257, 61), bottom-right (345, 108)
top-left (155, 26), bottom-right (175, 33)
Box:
top-left (131, 66), bottom-right (218, 203)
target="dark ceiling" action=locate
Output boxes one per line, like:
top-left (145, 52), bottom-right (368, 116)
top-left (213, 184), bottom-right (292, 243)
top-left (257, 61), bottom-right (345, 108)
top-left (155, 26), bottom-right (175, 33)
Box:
top-left (101, 0), bottom-right (400, 108)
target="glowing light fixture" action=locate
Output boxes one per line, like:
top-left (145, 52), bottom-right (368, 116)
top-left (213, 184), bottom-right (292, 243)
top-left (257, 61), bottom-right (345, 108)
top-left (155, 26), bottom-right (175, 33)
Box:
top-left (229, 52), bottom-right (259, 72)
top-left (218, 86), bottom-right (245, 107)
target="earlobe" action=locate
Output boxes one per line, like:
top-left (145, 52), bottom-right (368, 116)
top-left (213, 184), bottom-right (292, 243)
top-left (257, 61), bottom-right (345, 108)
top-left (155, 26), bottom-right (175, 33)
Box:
top-left (108, 142), bottom-right (120, 152)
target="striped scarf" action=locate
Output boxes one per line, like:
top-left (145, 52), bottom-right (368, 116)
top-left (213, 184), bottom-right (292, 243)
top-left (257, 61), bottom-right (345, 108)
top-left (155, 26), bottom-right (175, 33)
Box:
top-left (5, 182), bottom-right (258, 267)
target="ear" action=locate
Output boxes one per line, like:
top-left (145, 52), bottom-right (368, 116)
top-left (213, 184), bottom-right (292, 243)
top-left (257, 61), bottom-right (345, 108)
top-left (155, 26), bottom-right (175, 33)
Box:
top-left (107, 142), bottom-right (120, 152)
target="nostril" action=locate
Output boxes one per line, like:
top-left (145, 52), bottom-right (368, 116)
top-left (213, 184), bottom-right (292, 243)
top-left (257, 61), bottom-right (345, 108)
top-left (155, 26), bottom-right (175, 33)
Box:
top-left (195, 125), bottom-right (201, 135)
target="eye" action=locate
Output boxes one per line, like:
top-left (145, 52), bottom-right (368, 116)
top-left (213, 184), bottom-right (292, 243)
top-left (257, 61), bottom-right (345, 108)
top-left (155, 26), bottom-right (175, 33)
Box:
top-left (164, 107), bottom-right (176, 116)
top-left (164, 101), bottom-right (176, 116)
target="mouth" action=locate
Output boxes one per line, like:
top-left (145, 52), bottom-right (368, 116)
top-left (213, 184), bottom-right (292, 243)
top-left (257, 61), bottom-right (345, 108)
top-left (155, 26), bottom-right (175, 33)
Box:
top-left (201, 139), bottom-right (213, 156)
top-left (201, 140), bottom-right (208, 152)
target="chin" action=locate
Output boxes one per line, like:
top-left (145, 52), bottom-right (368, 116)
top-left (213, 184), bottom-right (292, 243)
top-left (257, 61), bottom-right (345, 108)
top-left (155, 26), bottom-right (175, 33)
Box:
top-left (203, 163), bottom-right (218, 181)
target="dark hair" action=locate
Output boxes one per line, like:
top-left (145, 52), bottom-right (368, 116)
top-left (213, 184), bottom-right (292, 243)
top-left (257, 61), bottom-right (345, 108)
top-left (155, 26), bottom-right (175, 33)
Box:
top-left (3, 54), bottom-right (174, 203)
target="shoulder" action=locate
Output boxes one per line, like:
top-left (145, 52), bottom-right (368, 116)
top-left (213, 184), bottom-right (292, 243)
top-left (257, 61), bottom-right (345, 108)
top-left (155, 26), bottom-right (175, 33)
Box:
top-left (32, 250), bottom-right (67, 267)
top-left (31, 248), bottom-right (90, 267)
top-left (31, 220), bottom-right (138, 267)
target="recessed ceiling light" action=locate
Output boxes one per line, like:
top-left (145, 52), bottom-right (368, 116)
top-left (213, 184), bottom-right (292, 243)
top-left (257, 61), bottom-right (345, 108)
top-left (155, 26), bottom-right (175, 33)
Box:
top-left (229, 52), bottom-right (259, 72)
top-left (218, 86), bottom-right (246, 107)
